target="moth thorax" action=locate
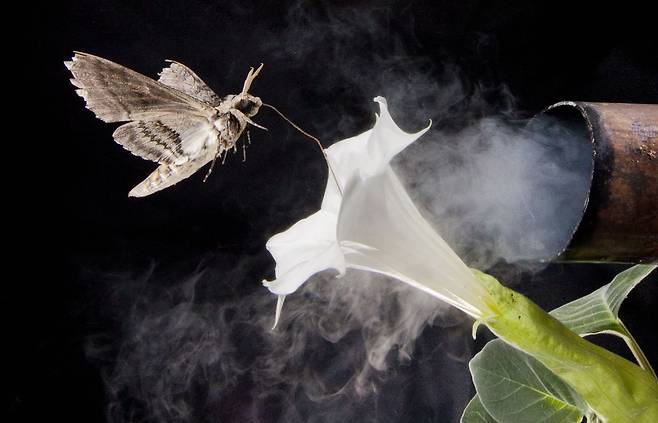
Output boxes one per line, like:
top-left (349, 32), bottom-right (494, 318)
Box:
top-left (215, 112), bottom-right (243, 143)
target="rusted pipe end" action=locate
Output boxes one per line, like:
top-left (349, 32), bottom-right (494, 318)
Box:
top-left (535, 102), bottom-right (658, 263)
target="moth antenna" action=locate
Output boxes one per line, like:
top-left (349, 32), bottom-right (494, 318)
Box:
top-left (241, 63), bottom-right (264, 94)
top-left (203, 146), bottom-right (224, 183)
top-left (262, 103), bottom-right (343, 195)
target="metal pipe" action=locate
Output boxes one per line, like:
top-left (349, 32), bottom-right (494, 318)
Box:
top-left (536, 101), bottom-right (658, 263)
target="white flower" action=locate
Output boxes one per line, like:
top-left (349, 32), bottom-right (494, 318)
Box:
top-left (264, 97), bottom-right (493, 327)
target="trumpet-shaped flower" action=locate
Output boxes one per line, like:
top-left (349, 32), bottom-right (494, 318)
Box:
top-left (262, 98), bottom-right (658, 421)
top-left (264, 97), bottom-right (494, 326)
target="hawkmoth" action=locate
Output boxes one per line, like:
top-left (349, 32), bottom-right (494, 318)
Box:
top-left (66, 52), bottom-right (266, 197)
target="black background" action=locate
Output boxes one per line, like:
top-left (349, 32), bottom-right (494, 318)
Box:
top-left (16, 1), bottom-right (658, 422)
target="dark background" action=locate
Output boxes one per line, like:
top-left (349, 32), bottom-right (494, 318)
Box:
top-left (16, 0), bottom-right (658, 422)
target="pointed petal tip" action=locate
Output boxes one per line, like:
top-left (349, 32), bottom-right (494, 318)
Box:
top-left (262, 278), bottom-right (288, 296)
top-left (373, 96), bottom-right (387, 106)
top-left (271, 295), bottom-right (286, 330)
top-left (372, 97), bottom-right (388, 119)
top-left (471, 319), bottom-right (483, 340)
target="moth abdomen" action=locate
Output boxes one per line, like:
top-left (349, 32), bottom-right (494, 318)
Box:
top-left (128, 149), bottom-right (216, 197)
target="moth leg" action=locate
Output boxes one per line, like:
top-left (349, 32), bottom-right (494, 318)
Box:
top-left (203, 145), bottom-right (224, 183)
top-left (242, 137), bottom-right (247, 162)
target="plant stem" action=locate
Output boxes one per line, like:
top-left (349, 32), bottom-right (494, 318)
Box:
top-left (618, 319), bottom-right (657, 379)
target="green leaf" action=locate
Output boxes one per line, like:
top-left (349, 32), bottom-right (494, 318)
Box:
top-left (550, 264), bottom-right (656, 376)
top-left (550, 264), bottom-right (656, 335)
top-left (461, 395), bottom-right (498, 423)
top-left (469, 340), bottom-right (587, 423)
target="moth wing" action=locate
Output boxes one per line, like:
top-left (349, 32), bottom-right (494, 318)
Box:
top-left (158, 60), bottom-right (222, 106)
top-left (113, 115), bottom-right (216, 165)
top-left (66, 52), bottom-right (216, 122)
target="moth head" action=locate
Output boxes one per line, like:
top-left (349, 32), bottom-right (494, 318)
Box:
top-left (232, 94), bottom-right (263, 117)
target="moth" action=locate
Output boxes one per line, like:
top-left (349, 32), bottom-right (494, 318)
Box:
top-left (66, 52), bottom-right (266, 197)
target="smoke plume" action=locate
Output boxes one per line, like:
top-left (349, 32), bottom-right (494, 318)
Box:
top-left (397, 114), bottom-right (592, 270)
top-left (88, 264), bottom-right (473, 423)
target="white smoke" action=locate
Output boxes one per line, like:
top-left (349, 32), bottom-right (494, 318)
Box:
top-left (396, 113), bottom-right (592, 270)
top-left (88, 264), bottom-right (473, 423)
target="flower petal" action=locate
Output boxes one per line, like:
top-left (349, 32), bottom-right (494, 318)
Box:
top-left (337, 168), bottom-right (490, 318)
top-left (324, 129), bottom-right (373, 201)
top-left (361, 97), bottom-right (431, 177)
top-left (263, 209), bottom-right (345, 295)
top-left (324, 97), bottom-right (431, 184)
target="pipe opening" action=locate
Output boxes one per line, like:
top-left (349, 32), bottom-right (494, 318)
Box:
top-left (526, 103), bottom-right (594, 261)
top-left (417, 101), bottom-right (654, 267)
top-left (404, 102), bottom-right (597, 269)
